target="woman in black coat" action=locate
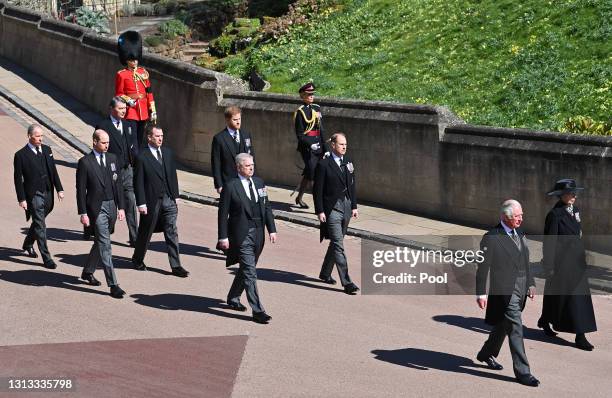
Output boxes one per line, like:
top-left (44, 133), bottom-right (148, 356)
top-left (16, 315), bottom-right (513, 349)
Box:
top-left (537, 179), bottom-right (597, 350)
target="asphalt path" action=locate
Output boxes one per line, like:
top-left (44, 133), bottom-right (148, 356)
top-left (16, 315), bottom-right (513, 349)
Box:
top-left (0, 107), bottom-right (610, 397)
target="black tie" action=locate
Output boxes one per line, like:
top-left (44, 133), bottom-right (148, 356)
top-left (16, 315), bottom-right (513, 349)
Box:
top-left (99, 154), bottom-right (106, 170)
top-left (511, 230), bottom-right (521, 250)
top-left (156, 148), bottom-right (163, 164)
top-left (248, 179), bottom-right (257, 206)
top-left (36, 146), bottom-right (42, 156)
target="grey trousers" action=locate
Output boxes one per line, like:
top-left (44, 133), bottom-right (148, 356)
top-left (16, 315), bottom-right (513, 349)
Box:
top-left (320, 197), bottom-right (353, 286)
top-left (83, 200), bottom-right (118, 287)
top-left (23, 190), bottom-right (52, 264)
top-left (122, 165), bottom-right (138, 244)
top-left (132, 194), bottom-right (181, 268)
top-left (227, 227), bottom-right (265, 314)
top-left (479, 274), bottom-right (531, 378)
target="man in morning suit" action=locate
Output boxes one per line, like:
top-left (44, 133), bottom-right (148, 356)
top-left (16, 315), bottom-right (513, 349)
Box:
top-left (476, 199), bottom-right (539, 387)
top-left (96, 96), bottom-right (139, 246)
top-left (313, 132), bottom-right (359, 295)
top-left (131, 126), bottom-right (189, 277)
top-left (211, 106), bottom-right (255, 194)
top-left (13, 124), bottom-right (64, 268)
top-left (76, 130), bottom-right (126, 298)
top-left (218, 153), bottom-right (277, 324)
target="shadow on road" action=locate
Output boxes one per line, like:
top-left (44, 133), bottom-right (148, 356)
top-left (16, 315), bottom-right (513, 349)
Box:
top-left (236, 267), bottom-right (344, 293)
top-left (371, 347), bottom-right (517, 383)
top-left (432, 314), bottom-right (574, 346)
top-left (131, 293), bottom-right (252, 321)
top-left (0, 269), bottom-right (108, 296)
top-left (0, 246), bottom-right (43, 267)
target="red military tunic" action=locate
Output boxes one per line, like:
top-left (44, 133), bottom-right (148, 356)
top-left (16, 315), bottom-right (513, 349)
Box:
top-left (115, 66), bottom-right (156, 122)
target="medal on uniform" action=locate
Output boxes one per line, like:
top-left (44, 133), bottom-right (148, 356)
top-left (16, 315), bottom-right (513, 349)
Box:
top-left (575, 212), bottom-right (581, 222)
top-left (110, 163), bottom-right (116, 172)
top-left (258, 187), bottom-right (267, 197)
top-left (112, 173), bottom-right (118, 181)
top-left (347, 162), bottom-right (354, 173)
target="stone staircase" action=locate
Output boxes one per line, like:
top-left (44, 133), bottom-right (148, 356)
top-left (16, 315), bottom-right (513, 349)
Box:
top-left (180, 41), bottom-right (210, 62)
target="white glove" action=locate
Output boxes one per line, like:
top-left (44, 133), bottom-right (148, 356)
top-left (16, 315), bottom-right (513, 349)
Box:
top-left (310, 143), bottom-right (320, 151)
top-left (127, 98), bottom-right (137, 107)
top-left (323, 151), bottom-right (331, 159)
top-left (150, 112), bottom-right (157, 122)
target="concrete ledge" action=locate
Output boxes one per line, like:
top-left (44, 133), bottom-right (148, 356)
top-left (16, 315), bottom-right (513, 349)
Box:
top-left (82, 32), bottom-right (116, 55)
top-left (0, 83), bottom-right (90, 155)
top-left (143, 53), bottom-right (217, 85)
top-left (40, 17), bottom-right (86, 39)
top-left (3, 4), bottom-right (42, 23)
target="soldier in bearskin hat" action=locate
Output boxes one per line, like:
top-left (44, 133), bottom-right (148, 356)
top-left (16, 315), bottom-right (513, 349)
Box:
top-left (292, 82), bottom-right (326, 209)
top-left (115, 31), bottom-right (157, 147)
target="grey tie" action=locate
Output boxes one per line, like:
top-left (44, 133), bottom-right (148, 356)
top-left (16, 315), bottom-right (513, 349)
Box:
top-left (234, 130), bottom-right (240, 144)
top-left (511, 230), bottom-right (521, 250)
top-left (156, 148), bottom-right (162, 164)
top-left (99, 154), bottom-right (106, 169)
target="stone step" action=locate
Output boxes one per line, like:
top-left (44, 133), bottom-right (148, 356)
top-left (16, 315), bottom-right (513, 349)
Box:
top-left (189, 42), bottom-right (209, 49)
top-left (183, 50), bottom-right (208, 56)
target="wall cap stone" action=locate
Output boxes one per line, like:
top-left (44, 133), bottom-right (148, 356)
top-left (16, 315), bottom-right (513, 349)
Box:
top-left (39, 17), bottom-right (86, 39)
top-left (3, 3), bottom-right (42, 23)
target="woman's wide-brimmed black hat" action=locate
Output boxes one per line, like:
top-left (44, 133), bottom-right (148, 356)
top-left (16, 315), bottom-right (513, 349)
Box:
top-left (546, 178), bottom-right (585, 196)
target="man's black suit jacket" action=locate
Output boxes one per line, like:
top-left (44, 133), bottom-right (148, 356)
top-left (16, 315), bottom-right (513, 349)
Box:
top-left (313, 155), bottom-right (357, 241)
top-left (211, 128), bottom-right (255, 190)
top-left (217, 176), bottom-right (276, 266)
top-left (134, 146), bottom-right (179, 208)
top-left (76, 152), bottom-right (125, 235)
top-left (13, 144), bottom-right (64, 220)
top-left (476, 224), bottom-right (536, 325)
top-left (95, 117), bottom-right (139, 169)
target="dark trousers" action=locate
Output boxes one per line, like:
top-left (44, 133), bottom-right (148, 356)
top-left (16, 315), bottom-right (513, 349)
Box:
top-left (479, 274), bottom-right (531, 378)
top-left (83, 200), bottom-right (118, 287)
top-left (23, 190), bottom-right (53, 264)
top-left (320, 197), bottom-right (353, 286)
top-left (227, 226), bottom-right (265, 313)
top-left (135, 120), bottom-right (147, 148)
top-left (132, 194), bottom-right (181, 268)
top-left (122, 165), bottom-right (138, 244)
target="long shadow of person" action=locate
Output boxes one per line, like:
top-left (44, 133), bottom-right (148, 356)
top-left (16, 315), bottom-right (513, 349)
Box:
top-left (432, 314), bottom-right (573, 346)
top-left (0, 246), bottom-right (42, 267)
top-left (0, 269), bottom-right (108, 296)
top-left (233, 267), bottom-right (343, 293)
top-left (45, 228), bottom-right (91, 243)
top-left (372, 348), bottom-right (517, 383)
top-left (54, 252), bottom-right (174, 276)
top-left (131, 293), bottom-right (252, 321)
top-left (113, 240), bottom-right (225, 262)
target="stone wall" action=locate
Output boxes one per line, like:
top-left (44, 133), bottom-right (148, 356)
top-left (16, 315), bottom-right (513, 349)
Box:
top-left (1, 1), bottom-right (611, 245)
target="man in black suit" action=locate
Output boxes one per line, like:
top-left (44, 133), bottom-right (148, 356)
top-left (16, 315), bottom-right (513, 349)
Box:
top-left (76, 130), bottom-right (126, 299)
top-left (313, 132), bottom-right (359, 295)
top-left (476, 199), bottom-right (539, 387)
top-left (131, 126), bottom-right (189, 277)
top-left (218, 153), bottom-right (277, 324)
top-left (13, 124), bottom-right (64, 268)
top-left (96, 96), bottom-right (139, 246)
top-left (211, 106), bottom-right (255, 194)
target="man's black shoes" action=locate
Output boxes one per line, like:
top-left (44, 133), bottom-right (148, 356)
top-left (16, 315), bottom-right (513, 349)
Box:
top-left (516, 374), bottom-right (540, 387)
top-left (172, 266), bottom-right (189, 278)
top-left (575, 334), bottom-right (594, 351)
top-left (319, 274), bottom-right (337, 285)
top-left (537, 318), bottom-right (558, 337)
top-left (344, 283), bottom-right (360, 295)
top-left (227, 302), bottom-right (247, 312)
top-left (132, 260), bottom-right (147, 271)
top-left (22, 246), bottom-right (37, 258)
top-left (253, 312), bottom-right (272, 324)
top-left (110, 285), bottom-right (126, 299)
top-left (476, 353), bottom-right (503, 370)
top-left (81, 272), bottom-right (101, 286)
top-left (43, 260), bottom-right (57, 269)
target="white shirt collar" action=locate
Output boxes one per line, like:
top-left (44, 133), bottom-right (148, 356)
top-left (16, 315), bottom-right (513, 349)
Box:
top-left (238, 174), bottom-right (257, 201)
top-left (110, 115), bottom-right (122, 126)
top-left (27, 143), bottom-right (41, 153)
top-left (227, 127), bottom-right (238, 135)
top-left (148, 144), bottom-right (161, 155)
top-left (500, 220), bottom-right (515, 235)
top-left (332, 152), bottom-right (343, 165)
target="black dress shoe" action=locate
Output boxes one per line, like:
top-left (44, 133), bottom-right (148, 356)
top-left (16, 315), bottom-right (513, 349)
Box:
top-left (476, 353), bottom-right (503, 370)
top-left (516, 374), bottom-right (540, 387)
top-left (43, 260), bottom-right (57, 269)
top-left (318, 275), bottom-right (337, 285)
top-left (227, 302), bottom-right (247, 312)
top-left (132, 261), bottom-right (147, 271)
top-left (575, 334), bottom-right (594, 351)
top-left (537, 318), bottom-right (558, 337)
top-left (295, 197), bottom-right (309, 209)
top-left (128, 240), bottom-right (136, 248)
top-left (81, 273), bottom-right (101, 286)
top-left (253, 311), bottom-right (272, 324)
top-left (110, 285), bottom-right (126, 299)
top-left (171, 266), bottom-right (189, 277)
top-left (344, 283), bottom-right (360, 295)
top-left (22, 246), bottom-right (38, 258)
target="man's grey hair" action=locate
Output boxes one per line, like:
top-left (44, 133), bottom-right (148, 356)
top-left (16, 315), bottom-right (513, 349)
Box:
top-left (109, 96), bottom-right (127, 108)
top-left (235, 152), bottom-right (253, 166)
top-left (500, 199), bottom-right (521, 217)
top-left (27, 124), bottom-right (42, 136)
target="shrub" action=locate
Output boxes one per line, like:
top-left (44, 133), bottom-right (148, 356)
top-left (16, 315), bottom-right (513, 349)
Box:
top-left (73, 6), bottom-right (110, 35)
top-left (133, 4), bottom-right (155, 16)
top-left (159, 19), bottom-right (190, 40)
top-left (562, 116), bottom-right (611, 136)
top-left (144, 35), bottom-right (166, 47)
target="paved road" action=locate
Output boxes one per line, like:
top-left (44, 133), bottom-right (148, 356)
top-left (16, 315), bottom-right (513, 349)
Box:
top-left (0, 100), bottom-right (610, 397)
